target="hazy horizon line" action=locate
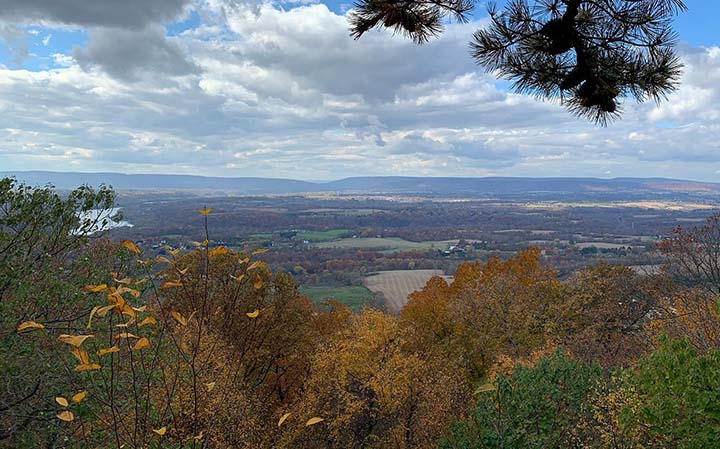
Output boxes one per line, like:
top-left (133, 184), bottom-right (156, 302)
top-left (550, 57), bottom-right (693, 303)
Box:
top-left (2, 169), bottom-right (714, 185)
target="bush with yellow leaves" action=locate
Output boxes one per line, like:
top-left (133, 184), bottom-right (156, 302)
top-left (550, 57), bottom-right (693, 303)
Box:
top-left (15, 208), bottom-right (347, 449)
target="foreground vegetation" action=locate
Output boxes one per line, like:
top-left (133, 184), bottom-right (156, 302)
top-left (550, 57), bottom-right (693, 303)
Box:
top-left (298, 285), bottom-right (376, 312)
top-left (3, 179), bottom-right (720, 448)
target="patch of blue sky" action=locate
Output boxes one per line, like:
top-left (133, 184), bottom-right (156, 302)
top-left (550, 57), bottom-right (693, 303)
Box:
top-left (0, 25), bottom-right (86, 71)
top-left (673, 0), bottom-right (719, 46)
top-left (166, 10), bottom-right (202, 36)
top-left (313, 0), bottom-right (349, 14)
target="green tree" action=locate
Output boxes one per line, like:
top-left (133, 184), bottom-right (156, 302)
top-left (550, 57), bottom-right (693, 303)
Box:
top-left (622, 338), bottom-right (720, 449)
top-left (0, 177), bottom-right (116, 446)
top-left (441, 352), bottom-right (600, 449)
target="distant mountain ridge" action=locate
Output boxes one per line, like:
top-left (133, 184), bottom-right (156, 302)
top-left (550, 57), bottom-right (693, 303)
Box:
top-left (4, 171), bottom-right (720, 197)
top-left (1, 171), bottom-right (317, 194)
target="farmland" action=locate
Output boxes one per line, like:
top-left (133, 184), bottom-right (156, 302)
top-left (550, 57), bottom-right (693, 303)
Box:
top-left (363, 269), bottom-right (452, 313)
top-left (106, 189), bottom-right (718, 309)
top-left (313, 237), bottom-right (458, 253)
top-left (293, 229), bottom-right (353, 242)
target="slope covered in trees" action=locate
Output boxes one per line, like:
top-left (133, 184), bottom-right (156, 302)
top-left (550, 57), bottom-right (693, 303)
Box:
top-left (3, 179), bottom-right (720, 448)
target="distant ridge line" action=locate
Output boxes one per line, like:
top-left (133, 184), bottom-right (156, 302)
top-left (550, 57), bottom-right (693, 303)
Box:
top-left (3, 171), bottom-right (720, 196)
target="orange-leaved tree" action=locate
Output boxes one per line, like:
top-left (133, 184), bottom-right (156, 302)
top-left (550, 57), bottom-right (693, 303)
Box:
top-left (402, 248), bottom-right (563, 378)
top-left (280, 310), bottom-right (471, 449)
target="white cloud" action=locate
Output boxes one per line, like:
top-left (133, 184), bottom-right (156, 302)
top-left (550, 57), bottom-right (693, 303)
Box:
top-left (647, 44), bottom-right (720, 124)
top-left (0, 2), bottom-right (718, 180)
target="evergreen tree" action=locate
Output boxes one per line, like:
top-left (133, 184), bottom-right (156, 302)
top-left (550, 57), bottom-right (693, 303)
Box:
top-left (350, 0), bottom-right (687, 125)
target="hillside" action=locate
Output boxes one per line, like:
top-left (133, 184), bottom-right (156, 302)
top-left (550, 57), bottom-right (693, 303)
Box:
top-left (4, 171), bottom-right (720, 198)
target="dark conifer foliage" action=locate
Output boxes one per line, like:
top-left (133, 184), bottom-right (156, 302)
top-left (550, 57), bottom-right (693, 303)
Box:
top-left (349, 0), bottom-right (474, 43)
top-left (350, 0), bottom-right (687, 125)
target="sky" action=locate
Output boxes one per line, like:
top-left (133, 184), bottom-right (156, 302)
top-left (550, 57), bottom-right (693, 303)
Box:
top-left (0, 0), bottom-right (718, 181)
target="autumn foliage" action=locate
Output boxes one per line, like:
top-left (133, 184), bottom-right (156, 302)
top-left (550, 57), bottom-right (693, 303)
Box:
top-left (6, 182), bottom-right (720, 448)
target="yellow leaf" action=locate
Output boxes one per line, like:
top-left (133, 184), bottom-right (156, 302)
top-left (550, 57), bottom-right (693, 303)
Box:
top-left (92, 305), bottom-right (119, 328)
top-left (115, 286), bottom-right (140, 300)
top-left (55, 397), bottom-right (69, 407)
top-left (240, 257), bottom-right (250, 264)
top-left (106, 292), bottom-right (126, 312)
top-left (115, 317), bottom-right (136, 328)
top-left (85, 306), bottom-right (107, 329)
top-left (177, 267), bottom-right (189, 275)
top-left (97, 346), bottom-right (120, 356)
top-left (132, 305), bottom-right (148, 312)
top-left (208, 246), bottom-right (228, 258)
top-left (71, 348), bottom-right (90, 364)
top-left (132, 337), bottom-right (151, 351)
top-left (17, 321), bottom-right (44, 332)
top-left (246, 309), bottom-right (260, 319)
top-left (115, 332), bottom-right (140, 340)
top-left (58, 334), bottom-right (94, 347)
top-left (253, 277), bottom-right (263, 290)
top-left (169, 248), bottom-right (181, 256)
top-left (113, 277), bottom-right (132, 285)
top-left (57, 411), bottom-right (74, 422)
top-left (83, 284), bottom-right (107, 293)
top-left (152, 426), bottom-right (167, 436)
top-left (72, 391), bottom-right (87, 403)
top-left (120, 240), bottom-right (141, 255)
top-left (230, 274), bottom-right (246, 283)
top-left (74, 363), bottom-right (101, 372)
top-left (95, 304), bottom-right (115, 317)
top-left (277, 412), bottom-right (292, 427)
top-left (198, 207), bottom-right (212, 215)
top-left (155, 256), bottom-right (173, 264)
top-left (247, 260), bottom-right (266, 271)
top-left (252, 248), bottom-right (268, 255)
top-left (138, 316), bottom-right (157, 327)
top-left (171, 311), bottom-right (187, 326)
top-left (305, 417), bottom-right (324, 426)
top-left (162, 281), bottom-right (183, 289)
top-left (205, 382), bottom-right (216, 392)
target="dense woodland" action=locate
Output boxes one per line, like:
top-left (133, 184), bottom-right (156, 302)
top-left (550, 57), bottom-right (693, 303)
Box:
top-left (2, 178), bottom-right (720, 448)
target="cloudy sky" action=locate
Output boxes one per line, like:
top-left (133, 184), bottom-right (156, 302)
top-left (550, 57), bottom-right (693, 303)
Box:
top-left (0, 0), bottom-right (718, 181)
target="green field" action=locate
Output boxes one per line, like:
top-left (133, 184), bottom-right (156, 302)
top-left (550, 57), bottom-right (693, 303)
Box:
top-left (299, 285), bottom-right (375, 312)
top-left (313, 237), bottom-right (458, 253)
top-left (294, 229), bottom-right (353, 242)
